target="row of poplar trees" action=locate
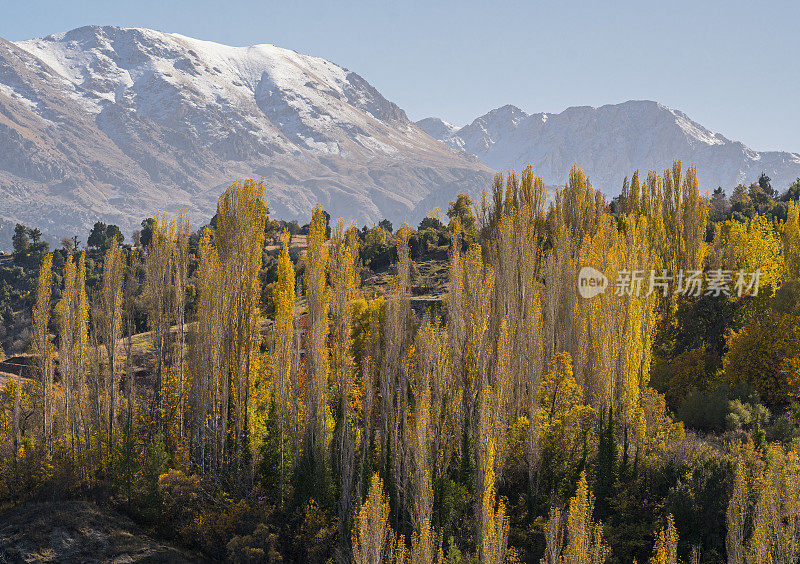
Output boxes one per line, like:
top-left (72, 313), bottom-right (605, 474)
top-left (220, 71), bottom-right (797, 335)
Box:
top-left (11, 162), bottom-right (800, 562)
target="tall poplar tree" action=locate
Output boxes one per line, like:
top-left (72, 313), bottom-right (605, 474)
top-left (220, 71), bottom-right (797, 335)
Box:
top-left (32, 253), bottom-right (53, 452)
top-left (273, 229), bottom-right (295, 501)
top-left (304, 204), bottom-right (331, 493)
top-left (100, 240), bottom-right (124, 462)
top-left (215, 179), bottom-right (267, 471)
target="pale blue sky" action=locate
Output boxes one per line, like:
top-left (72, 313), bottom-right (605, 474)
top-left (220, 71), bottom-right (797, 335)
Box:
top-left (2, 0), bottom-right (798, 152)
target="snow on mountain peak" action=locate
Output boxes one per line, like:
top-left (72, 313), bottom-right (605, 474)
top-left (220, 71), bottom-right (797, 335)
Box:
top-left (3, 25), bottom-right (799, 244)
top-left (418, 100), bottom-right (800, 194)
top-left (0, 26), bottom-right (491, 240)
top-left (14, 25), bottom-right (415, 155)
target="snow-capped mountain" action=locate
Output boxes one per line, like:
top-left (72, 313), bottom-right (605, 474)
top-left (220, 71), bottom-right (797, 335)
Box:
top-left (418, 101), bottom-right (800, 195)
top-left (4, 26), bottom-right (799, 244)
top-left (0, 25), bottom-right (492, 240)
top-left (415, 117), bottom-right (461, 146)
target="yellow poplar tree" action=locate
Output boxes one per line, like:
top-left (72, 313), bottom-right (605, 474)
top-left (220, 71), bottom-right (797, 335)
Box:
top-left (194, 227), bottom-right (225, 471)
top-left (726, 458), bottom-right (747, 564)
top-left (32, 252), bottom-right (54, 452)
top-left (173, 210), bottom-right (190, 440)
top-left (710, 215), bottom-right (783, 291)
top-left (215, 179), bottom-right (268, 469)
top-left (747, 446), bottom-right (800, 563)
top-left (330, 219), bottom-right (359, 546)
top-left (353, 473), bottom-right (394, 564)
top-left (559, 471), bottom-right (608, 564)
top-left (273, 228), bottom-right (295, 499)
top-left (56, 253), bottom-right (78, 453)
top-left (75, 252), bottom-right (89, 452)
top-left (305, 204), bottom-right (331, 473)
top-left (480, 440), bottom-right (509, 564)
top-left (410, 319), bottom-right (444, 562)
top-left (145, 213), bottom-right (175, 428)
top-left (783, 200), bottom-right (800, 281)
top-left (380, 223), bottom-right (413, 519)
top-left (100, 240), bottom-right (124, 461)
top-left (649, 515), bottom-right (678, 564)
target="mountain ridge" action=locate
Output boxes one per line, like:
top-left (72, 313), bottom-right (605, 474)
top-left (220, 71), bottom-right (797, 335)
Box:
top-left (0, 25), bottom-right (492, 242)
top-left (418, 100), bottom-right (800, 194)
top-left (3, 25), bottom-right (800, 247)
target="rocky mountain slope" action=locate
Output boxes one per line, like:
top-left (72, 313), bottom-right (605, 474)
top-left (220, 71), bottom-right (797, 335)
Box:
top-left (0, 25), bottom-right (492, 240)
top-left (418, 101), bottom-right (800, 195)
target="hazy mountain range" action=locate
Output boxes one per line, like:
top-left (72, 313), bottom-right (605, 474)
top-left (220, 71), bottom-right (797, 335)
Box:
top-left (1, 25), bottom-right (799, 248)
top-left (417, 101), bottom-right (800, 195)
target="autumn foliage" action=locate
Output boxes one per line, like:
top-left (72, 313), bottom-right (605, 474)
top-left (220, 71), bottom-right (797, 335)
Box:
top-left (3, 166), bottom-right (800, 563)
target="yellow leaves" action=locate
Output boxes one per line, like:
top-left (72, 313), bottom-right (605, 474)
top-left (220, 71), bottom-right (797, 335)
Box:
top-left (100, 239), bottom-right (124, 353)
top-left (409, 518), bottom-right (439, 564)
top-left (557, 165), bottom-right (600, 241)
top-left (307, 203), bottom-right (330, 275)
top-left (353, 473), bottom-right (393, 564)
top-left (711, 214), bottom-right (783, 290)
top-left (480, 440), bottom-right (509, 564)
top-left (305, 204), bottom-right (331, 462)
top-left (537, 353), bottom-right (594, 450)
top-left (409, 337), bottom-right (434, 536)
top-left (784, 200), bottom-right (800, 281)
top-left (724, 311), bottom-right (800, 405)
top-left (637, 388), bottom-right (685, 459)
top-left (572, 209), bottom-right (656, 416)
top-left (540, 353), bottom-right (580, 423)
top-left (352, 297), bottom-right (385, 364)
top-left (547, 470), bottom-right (608, 564)
top-left (726, 458), bottom-right (747, 564)
top-left (461, 242), bottom-right (494, 383)
top-left (505, 415), bottom-right (530, 470)
top-left (621, 161), bottom-right (709, 277)
top-left (195, 226), bottom-right (223, 439)
top-left (33, 252), bottom-right (53, 358)
top-left (216, 178), bottom-right (268, 263)
top-left (273, 228), bottom-right (295, 413)
top-left (160, 364), bottom-right (188, 420)
top-left (649, 515), bottom-right (678, 564)
top-left (32, 251), bottom-right (54, 447)
top-left (330, 219), bottom-right (359, 415)
top-left (192, 180), bottom-right (268, 464)
top-left (624, 170), bottom-right (642, 217)
top-left (55, 247), bottom-right (87, 450)
top-left (75, 251), bottom-right (89, 351)
top-left (275, 229), bottom-right (296, 310)
top-left (680, 165), bottom-right (709, 272)
top-left (727, 445), bottom-right (800, 562)
top-left (305, 203), bottom-right (331, 331)
top-left (0, 380), bottom-right (27, 440)
top-left (55, 252), bottom-right (75, 329)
